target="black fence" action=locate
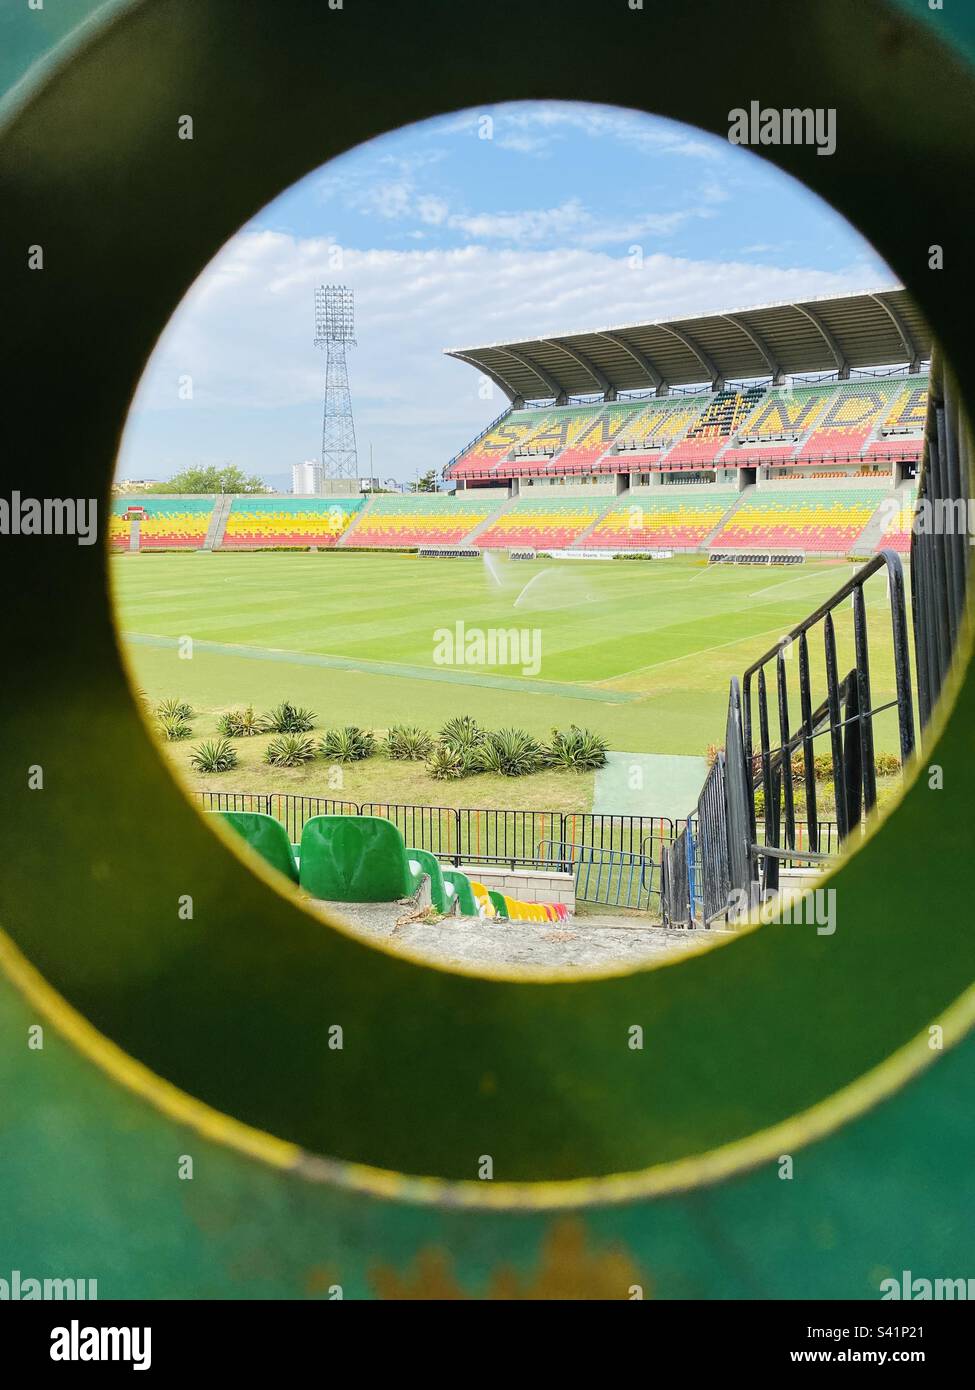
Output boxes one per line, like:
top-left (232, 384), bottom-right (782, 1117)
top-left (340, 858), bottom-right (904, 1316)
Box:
top-left (194, 790), bottom-right (675, 873)
top-left (742, 548), bottom-right (916, 888)
top-left (664, 346), bottom-right (968, 930)
top-left (911, 354), bottom-right (970, 728)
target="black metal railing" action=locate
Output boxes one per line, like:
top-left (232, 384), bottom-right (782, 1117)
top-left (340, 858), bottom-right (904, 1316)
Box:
top-left (194, 791), bottom-right (675, 872)
top-left (911, 354), bottom-right (970, 728)
top-left (741, 550), bottom-right (915, 888)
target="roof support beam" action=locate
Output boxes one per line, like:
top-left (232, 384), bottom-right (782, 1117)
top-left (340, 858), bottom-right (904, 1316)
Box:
top-left (722, 314), bottom-right (782, 381)
top-left (501, 348), bottom-right (566, 402)
top-left (449, 352), bottom-right (521, 405)
top-left (792, 303), bottom-right (849, 378)
top-left (597, 332), bottom-right (668, 396)
top-left (869, 293), bottom-right (921, 371)
top-left (541, 339), bottom-right (612, 397)
top-left (656, 324), bottom-right (723, 390)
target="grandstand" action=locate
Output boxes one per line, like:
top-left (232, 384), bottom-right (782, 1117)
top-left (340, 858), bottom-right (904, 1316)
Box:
top-left (222, 496), bottom-right (363, 548)
top-left (110, 495), bottom-right (214, 551)
top-left (109, 292), bottom-right (932, 565)
top-left (586, 487), bottom-right (740, 551)
top-left (709, 481), bottom-right (888, 555)
top-left (342, 490), bottom-right (502, 547)
top-left (476, 494), bottom-right (610, 550)
top-left (441, 289), bottom-right (931, 560)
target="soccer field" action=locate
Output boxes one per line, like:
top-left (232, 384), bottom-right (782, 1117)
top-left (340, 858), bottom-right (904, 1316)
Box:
top-left (112, 550), bottom-right (909, 763)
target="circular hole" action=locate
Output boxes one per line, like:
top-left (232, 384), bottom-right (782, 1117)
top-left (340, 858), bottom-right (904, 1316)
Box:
top-left (111, 102), bottom-right (945, 979)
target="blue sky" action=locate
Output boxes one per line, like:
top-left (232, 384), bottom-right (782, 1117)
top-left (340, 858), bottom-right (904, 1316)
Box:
top-left (118, 102), bottom-right (894, 490)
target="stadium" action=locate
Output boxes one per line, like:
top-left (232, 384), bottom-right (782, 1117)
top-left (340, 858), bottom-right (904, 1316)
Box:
top-left (5, 0), bottom-right (975, 1319)
top-left (111, 284), bottom-right (943, 962)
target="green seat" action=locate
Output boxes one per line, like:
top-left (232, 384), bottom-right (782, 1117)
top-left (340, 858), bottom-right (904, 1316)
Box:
top-left (407, 847), bottom-right (450, 914)
top-left (488, 889), bottom-right (509, 919)
top-left (299, 815), bottom-right (423, 902)
top-left (212, 811), bottom-right (299, 885)
top-left (443, 868), bottom-right (478, 916)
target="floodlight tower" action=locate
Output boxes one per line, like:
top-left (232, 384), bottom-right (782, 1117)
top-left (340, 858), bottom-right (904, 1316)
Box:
top-left (314, 284), bottom-right (359, 483)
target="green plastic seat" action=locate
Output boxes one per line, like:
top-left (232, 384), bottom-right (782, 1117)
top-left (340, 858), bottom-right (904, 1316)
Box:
top-left (407, 847), bottom-right (451, 914)
top-left (442, 868), bottom-right (478, 916)
top-left (488, 889), bottom-right (509, 919)
top-left (299, 815), bottom-right (423, 902)
top-left (211, 810), bottom-right (299, 885)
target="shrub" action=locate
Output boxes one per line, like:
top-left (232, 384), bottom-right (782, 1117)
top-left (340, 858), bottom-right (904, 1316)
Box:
top-left (474, 727), bottom-right (544, 777)
top-left (384, 724), bottom-right (435, 761)
top-left (264, 701), bottom-right (316, 734)
top-left (320, 725), bottom-right (375, 762)
top-left (156, 712), bottom-right (192, 742)
top-left (875, 751), bottom-right (902, 777)
top-left (217, 705), bottom-right (267, 737)
top-left (426, 744), bottom-right (475, 781)
top-left (157, 697), bottom-right (193, 722)
top-left (439, 714), bottom-right (484, 752)
top-left (544, 725), bottom-right (609, 771)
top-left (265, 733), bottom-right (317, 767)
top-left (189, 738), bottom-right (238, 773)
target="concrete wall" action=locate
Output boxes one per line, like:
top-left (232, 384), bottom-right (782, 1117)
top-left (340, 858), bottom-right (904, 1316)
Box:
top-left (460, 864), bottom-right (576, 909)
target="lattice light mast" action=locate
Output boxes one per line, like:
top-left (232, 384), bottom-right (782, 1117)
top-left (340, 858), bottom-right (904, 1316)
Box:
top-left (314, 285), bottom-right (359, 482)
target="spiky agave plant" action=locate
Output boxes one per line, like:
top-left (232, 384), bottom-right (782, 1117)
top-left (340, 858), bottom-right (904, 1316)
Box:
top-left (156, 711), bottom-right (192, 742)
top-left (320, 725), bottom-right (375, 762)
top-left (426, 743), bottom-right (475, 781)
top-left (438, 714), bottom-right (484, 753)
top-left (544, 725), bottom-right (609, 771)
top-left (475, 727), bottom-right (544, 777)
top-left (384, 724), bottom-right (435, 761)
top-left (156, 697), bottom-right (194, 722)
top-left (264, 733), bottom-right (318, 767)
top-left (263, 701), bottom-right (316, 733)
top-left (217, 705), bottom-right (268, 737)
top-left (189, 738), bottom-right (238, 773)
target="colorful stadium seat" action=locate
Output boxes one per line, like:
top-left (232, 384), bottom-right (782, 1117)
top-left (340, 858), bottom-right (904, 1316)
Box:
top-left (796, 381), bottom-right (903, 462)
top-left (476, 494), bottom-right (610, 549)
top-left (730, 384), bottom-right (834, 463)
top-left (663, 387), bottom-right (767, 467)
top-left (110, 496), bottom-right (214, 550)
top-left (584, 487), bottom-right (738, 550)
top-left (299, 815), bottom-right (425, 902)
top-left (221, 497), bottom-right (363, 548)
top-left (875, 488), bottom-right (917, 554)
top-left (442, 868), bottom-right (478, 916)
top-left (709, 483), bottom-right (887, 554)
top-left (863, 382), bottom-right (927, 461)
top-left (343, 492), bottom-right (501, 547)
top-left (211, 810), bottom-right (300, 885)
top-left (406, 846), bottom-right (452, 914)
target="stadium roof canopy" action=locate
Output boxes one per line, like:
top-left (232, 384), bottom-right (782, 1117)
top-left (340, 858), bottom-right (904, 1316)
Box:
top-left (444, 288), bottom-right (931, 403)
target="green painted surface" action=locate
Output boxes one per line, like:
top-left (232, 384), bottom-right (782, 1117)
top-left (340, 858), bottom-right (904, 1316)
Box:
top-left (594, 753), bottom-right (711, 819)
top-left (1, 0), bottom-right (974, 1298)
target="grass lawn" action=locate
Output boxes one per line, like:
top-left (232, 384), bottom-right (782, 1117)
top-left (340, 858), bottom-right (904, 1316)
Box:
top-left (113, 550), bottom-right (914, 813)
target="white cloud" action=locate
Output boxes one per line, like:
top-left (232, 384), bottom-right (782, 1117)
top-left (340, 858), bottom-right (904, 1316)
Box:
top-left (119, 230), bottom-right (895, 484)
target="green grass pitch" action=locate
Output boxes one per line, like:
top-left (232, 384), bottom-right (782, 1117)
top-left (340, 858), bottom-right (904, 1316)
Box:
top-left (112, 548), bottom-right (909, 815)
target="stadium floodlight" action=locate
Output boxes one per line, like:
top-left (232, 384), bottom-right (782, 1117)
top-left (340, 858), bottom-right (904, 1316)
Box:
top-left (313, 284), bottom-right (359, 482)
top-left (314, 284), bottom-right (356, 346)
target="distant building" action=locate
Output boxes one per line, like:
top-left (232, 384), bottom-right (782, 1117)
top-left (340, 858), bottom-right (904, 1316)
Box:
top-left (292, 460), bottom-right (323, 494)
top-left (112, 479), bottom-right (162, 493)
